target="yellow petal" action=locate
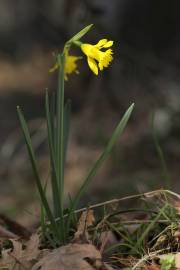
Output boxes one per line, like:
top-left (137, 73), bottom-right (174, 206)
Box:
top-left (81, 44), bottom-right (92, 56)
top-left (98, 62), bottom-right (104, 71)
top-left (95, 39), bottom-right (107, 48)
top-left (103, 40), bottom-right (113, 48)
top-left (87, 57), bottom-right (98, 75)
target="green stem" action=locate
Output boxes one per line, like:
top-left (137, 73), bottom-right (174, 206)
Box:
top-left (56, 53), bottom-right (65, 242)
top-left (72, 40), bottom-right (83, 47)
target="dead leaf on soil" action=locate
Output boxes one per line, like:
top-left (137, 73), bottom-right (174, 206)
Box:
top-left (25, 233), bottom-right (41, 260)
top-left (32, 243), bottom-right (114, 270)
top-left (99, 230), bottom-right (118, 253)
top-left (73, 209), bottom-right (95, 243)
top-left (0, 233), bottom-right (47, 270)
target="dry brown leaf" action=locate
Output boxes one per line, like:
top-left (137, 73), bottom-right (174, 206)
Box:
top-left (86, 210), bottom-right (95, 226)
top-left (0, 247), bottom-right (27, 270)
top-left (0, 236), bottom-right (115, 270)
top-left (99, 230), bottom-right (118, 253)
top-left (11, 234), bottom-right (40, 262)
top-left (25, 233), bottom-right (40, 261)
top-left (0, 233), bottom-right (44, 270)
top-left (73, 209), bottom-right (95, 243)
top-left (0, 249), bottom-right (17, 270)
top-left (32, 243), bottom-right (114, 270)
top-left (10, 239), bottom-right (23, 259)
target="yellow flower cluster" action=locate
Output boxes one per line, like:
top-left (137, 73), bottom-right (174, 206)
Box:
top-left (49, 54), bottom-right (81, 80)
top-left (50, 39), bottom-right (114, 79)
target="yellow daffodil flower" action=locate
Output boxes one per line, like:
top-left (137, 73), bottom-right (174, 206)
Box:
top-left (81, 39), bottom-right (113, 75)
top-left (49, 54), bottom-right (81, 80)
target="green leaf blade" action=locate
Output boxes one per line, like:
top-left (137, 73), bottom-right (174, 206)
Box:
top-left (45, 90), bottom-right (62, 219)
top-left (66, 103), bottom-right (135, 235)
top-left (64, 99), bottom-right (71, 162)
top-left (17, 106), bottom-right (60, 240)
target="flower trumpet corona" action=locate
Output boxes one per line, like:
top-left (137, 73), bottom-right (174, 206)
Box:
top-left (81, 39), bottom-right (113, 75)
top-left (49, 54), bottom-right (81, 80)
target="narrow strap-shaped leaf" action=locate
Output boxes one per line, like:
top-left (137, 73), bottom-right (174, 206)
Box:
top-left (45, 90), bottom-right (62, 219)
top-left (66, 103), bottom-right (134, 236)
top-left (133, 204), bottom-right (168, 252)
top-left (50, 91), bottom-right (56, 149)
top-left (64, 99), bottom-right (71, 162)
top-left (17, 106), bottom-right (60, 239)
top-left (40, 181), bottom-right (48, 239)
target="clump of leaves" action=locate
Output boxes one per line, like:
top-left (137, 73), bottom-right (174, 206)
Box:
top-left (77, 190), bottom-right (180, 269)
top-left (17, 24), bottom-right (134, 245)
top-left (0, 190), bottom-right (179, 270)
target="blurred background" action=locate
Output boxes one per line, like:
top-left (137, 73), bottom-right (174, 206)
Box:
top-left (0, 0), bottom-right (180, 226)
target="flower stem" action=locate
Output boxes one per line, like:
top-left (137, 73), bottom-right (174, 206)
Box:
top-left (56, 53), bottom-right (65, 243)
top-left (73, 40), bottom-right (82, 47)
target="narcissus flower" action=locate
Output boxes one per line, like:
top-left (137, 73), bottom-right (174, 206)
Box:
top-left (49, 54), bottom-right (81, 80)
top-left (81, 39), bottom-right (113, 75)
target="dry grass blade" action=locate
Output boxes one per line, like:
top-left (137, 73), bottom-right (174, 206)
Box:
top-left (66, 189), bottom-right (180, 217)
